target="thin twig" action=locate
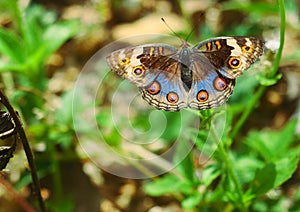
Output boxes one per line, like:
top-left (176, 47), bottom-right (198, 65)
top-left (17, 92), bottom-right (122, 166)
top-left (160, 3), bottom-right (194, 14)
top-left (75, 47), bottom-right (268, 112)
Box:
top-left (0, 89), bottom-right (46, 212)
top-left (0, 173), bottom-right (36, 212)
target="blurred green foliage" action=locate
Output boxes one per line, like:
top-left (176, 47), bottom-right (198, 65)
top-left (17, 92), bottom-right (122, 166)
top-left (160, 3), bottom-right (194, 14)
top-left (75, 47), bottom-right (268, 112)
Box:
top-left (0, 1), bottom-right (80, 211)
top-left (0, 0), bottom-right (299, 211)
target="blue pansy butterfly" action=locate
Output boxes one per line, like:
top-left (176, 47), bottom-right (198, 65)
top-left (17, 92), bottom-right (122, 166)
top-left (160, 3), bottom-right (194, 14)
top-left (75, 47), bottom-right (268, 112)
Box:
top-left (106, 36), bottom-right (264, 111)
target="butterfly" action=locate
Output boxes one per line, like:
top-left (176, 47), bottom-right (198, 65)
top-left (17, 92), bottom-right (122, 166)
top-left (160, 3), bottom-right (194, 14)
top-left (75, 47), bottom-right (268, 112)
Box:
top-left (106, 36), bottom-right (264, 111)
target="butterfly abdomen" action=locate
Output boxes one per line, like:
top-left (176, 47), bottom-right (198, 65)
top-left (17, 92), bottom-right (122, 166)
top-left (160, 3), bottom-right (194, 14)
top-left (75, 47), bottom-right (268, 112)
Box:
top-left (179, 48), bottom-right (193, 90)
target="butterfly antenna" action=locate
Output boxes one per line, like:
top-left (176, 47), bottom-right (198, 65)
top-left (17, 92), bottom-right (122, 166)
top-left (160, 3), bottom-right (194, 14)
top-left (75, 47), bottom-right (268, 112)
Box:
top-left (185, 27), bottom-right (195, 42)
top-left (185, 12), bottom-right (204, 41)
top-left (161, 18), bottom-right (184, 43)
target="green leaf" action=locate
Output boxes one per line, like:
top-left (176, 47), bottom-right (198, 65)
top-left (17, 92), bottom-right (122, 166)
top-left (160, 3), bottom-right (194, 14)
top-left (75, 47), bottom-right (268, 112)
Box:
top-left (95, 109), bottom-right (122, 146)
top-left (143, 175), bottom-right (191, 196)
top-left (256, 73), bottom-right (282, 86)
top-left (56, 91), bottom-right (74, 125)
top-left (41, 19), bottom-right (79, 60)
top-left (22, 5), bottom-right (45, 52)
top-left (229, 73), bottom-right (259, 105)
top-left (160, 112), bottom-right (182, 141)
top-left (201, 164), bottom-right (221, 187)
top-left (274, 156), bottom-right (298, 188)
top-left (0, 28), bottom-right (24, 63)
top-left (234, 155), bottom-right (264, 184)
top-left (182, 192), bottom-right (201, 209)
top-left (50, 129), bottom-right (73, 149)
top-left (0, 0), bottom-right (22, 33)
top-left (0, 60), bottom-right (26, 72)
top-left (248, 156), bottom-right (298, 196)
top-left (48, 197), bottom-right (75, 212)
top-left (26, 19), bottom-right (79, 73)
top-left (245, 119), bottom-right (297, 161)
top-left (174, 140), bottom-right (196, 184)
top-left (249, 163), bottom-right (276, 196)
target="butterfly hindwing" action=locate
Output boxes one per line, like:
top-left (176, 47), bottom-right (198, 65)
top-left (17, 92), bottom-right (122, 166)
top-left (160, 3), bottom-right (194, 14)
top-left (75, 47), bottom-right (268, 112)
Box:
top-left (188, 71), bottom-right (235, 110)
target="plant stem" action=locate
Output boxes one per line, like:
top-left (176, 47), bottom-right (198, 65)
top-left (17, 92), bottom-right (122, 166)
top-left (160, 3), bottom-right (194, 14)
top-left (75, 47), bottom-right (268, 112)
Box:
top-left (229, 86), bottom-right (266, 140)
top-left (0, 89), bottom-right (46, 212)
top-left (229, 0), bottom-right (285, 140)
top-left (211, 125), bottom-right (247, 211)
top-left (48, 142), bottom-right (63, 204)
top-left (271, 0), bottom-right (285, 78)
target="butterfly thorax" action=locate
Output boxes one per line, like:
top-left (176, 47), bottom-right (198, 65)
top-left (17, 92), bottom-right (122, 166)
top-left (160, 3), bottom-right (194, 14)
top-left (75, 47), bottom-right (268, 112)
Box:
top-left (179, 42), bottom-right (193, 90)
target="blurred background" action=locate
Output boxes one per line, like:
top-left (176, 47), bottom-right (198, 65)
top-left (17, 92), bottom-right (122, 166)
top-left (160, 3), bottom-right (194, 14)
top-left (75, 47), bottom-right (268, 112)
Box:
top-left (0, 0), bottom-right (300, 211)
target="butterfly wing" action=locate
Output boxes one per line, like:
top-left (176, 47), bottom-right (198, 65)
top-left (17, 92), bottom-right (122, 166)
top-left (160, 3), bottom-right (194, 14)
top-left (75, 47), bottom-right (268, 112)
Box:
top-left (106, 44), bottom-right (189, 111)
top-left (193, 36), bottom-right (264, 79)
top-left (187, 53), bottom-right (235, 110)
top-left (187, 36), bottom-right (263, 109)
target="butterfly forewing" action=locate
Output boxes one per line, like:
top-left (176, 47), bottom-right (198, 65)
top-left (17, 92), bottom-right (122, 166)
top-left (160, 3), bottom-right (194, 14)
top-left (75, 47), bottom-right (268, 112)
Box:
top-left (193, 36), bottom-right (264, 79)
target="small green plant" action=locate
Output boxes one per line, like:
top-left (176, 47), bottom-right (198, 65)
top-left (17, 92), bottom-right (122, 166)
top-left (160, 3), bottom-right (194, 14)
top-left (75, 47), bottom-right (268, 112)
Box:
top-left (144, 117), bottom-right (299, 210)
top-left (0, 1), bottom-right (79, 211)
top-left (143, 0), bottom-right (300, 211)
top-left (0, 0), bottom-right (79, 118)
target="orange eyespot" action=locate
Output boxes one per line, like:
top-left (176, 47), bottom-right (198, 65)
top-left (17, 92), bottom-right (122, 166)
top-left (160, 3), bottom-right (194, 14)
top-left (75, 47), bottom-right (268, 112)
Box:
top-left (214, 77), bottom-right (227, 91)
top-left (132, 65), bottom-right (145, 77)
top-left (197, 90), bottom-right (209, 102)
top-left (166, 92), bottom-right (179, 104)
top-left (147, 81), bottom-right (160, 95)
top-left (120, 57), bottom-right (130, 65)
top-left (228, 57), bottom-right (241, 69)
